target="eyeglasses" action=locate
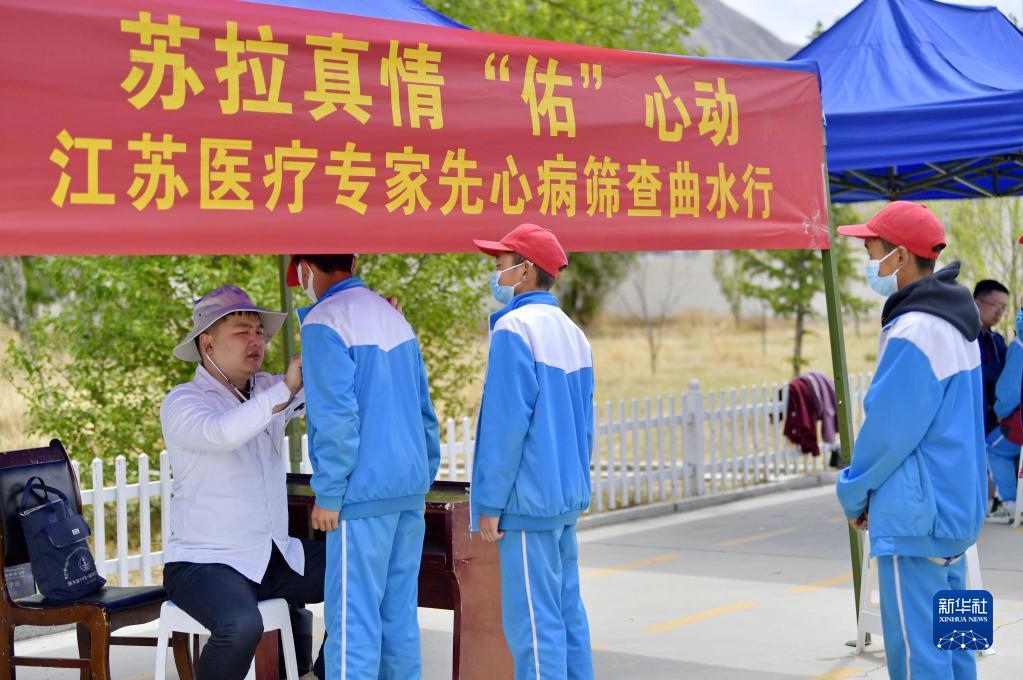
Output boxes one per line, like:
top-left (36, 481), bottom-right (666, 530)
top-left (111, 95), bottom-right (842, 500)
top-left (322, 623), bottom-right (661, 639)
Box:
top-left (977, 299), bottom-right (1008, 313)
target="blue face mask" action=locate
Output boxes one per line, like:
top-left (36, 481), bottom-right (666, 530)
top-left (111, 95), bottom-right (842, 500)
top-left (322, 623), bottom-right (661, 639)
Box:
top-left (865, 249), bottom-right (900, 297)
top-left (490, 262), bottom-right (526, 305)
top-left (1015, 307), bottom-right (1023, 337)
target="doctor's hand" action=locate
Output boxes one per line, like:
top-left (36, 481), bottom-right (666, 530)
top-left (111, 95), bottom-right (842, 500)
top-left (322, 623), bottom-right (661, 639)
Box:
top-left (285, 354), bottom-right (303, 393)
top-left (478, 515), bottom-right (504, 542)
top-left (311, 504), bottom-right (340, 533)
top-left (385, 296), bottom-right (404, 316)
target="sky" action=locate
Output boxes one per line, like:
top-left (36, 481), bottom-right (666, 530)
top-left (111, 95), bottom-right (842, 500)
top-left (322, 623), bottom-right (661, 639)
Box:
top-left (716, 0), bottom-right (1022, 46)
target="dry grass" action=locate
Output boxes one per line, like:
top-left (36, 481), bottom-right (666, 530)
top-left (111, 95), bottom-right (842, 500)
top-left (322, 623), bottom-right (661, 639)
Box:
top-left (588, 312), bottom-right (879, 404)
top-left (446, 311), bottom-right (880, 418)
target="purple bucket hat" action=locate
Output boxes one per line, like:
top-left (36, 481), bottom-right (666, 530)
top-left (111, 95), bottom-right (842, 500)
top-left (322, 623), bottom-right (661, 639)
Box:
top-left (172, 286), bottom-right (286, 362)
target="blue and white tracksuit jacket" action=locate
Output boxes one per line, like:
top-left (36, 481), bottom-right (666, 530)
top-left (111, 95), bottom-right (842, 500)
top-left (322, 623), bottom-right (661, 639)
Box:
top-left (837, 289), bottom-right (986, 679)
top-left (986, 336), bottom-right (1022, 502)
top-left (299, 277), bottom-right (441, 680)
top-left (471, 291), bottom-right (595, 680)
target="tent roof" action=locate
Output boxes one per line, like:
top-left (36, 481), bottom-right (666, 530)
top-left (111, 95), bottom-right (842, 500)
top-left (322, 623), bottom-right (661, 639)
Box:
top-left (247, 0), bottom-right (467, 28)
top-left (791, 0), bottom-right (1023, 202)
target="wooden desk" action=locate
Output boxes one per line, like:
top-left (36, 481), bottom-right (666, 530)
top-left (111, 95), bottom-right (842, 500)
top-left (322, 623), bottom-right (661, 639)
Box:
top-left (257, 476), bottom-right (513, 680)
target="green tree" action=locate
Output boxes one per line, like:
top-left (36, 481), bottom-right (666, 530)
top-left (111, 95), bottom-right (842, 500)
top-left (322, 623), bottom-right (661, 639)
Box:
top-left (0, 258), bottom-right (28, 336)
top-left (934, 197), bottom-right (1023, 336)
top-left (725, 204), bottom-right (868, 377)
top-left (432, 0), bottom-right (701, 55)
top-left (557, 251), bottom-right (637, 328)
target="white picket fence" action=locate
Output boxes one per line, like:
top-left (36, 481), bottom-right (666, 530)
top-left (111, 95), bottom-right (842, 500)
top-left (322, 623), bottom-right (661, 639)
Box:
top-left (73, 374), bottom-right (871, 586)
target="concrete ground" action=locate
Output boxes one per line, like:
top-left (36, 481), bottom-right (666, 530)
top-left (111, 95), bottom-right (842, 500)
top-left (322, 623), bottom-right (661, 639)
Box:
top-left (13, 485), bottom-right (1023, 678)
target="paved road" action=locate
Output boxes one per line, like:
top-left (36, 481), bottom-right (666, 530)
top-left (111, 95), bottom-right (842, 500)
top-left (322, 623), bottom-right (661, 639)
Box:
top-left (15, 485), bottom-right (1023, 678)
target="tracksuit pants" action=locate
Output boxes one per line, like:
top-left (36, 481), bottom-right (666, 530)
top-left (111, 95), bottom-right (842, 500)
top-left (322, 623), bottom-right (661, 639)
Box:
top-left (324, 509), bottom-right (425, 680)
top-left (986, 432), bottom-right (1020, 502)
top-left (497, 524), bottom-right (593, 680)
top-left (877, 554), bottom-right (976, 680)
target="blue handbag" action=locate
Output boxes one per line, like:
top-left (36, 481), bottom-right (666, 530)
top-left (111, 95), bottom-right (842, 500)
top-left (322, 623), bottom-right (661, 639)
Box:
top-left (17, 476), bottom-right (105, 600)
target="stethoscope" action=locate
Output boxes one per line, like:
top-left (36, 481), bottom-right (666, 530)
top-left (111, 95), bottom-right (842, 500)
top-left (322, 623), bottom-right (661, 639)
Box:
top-left (206, 353), bottom-right (285, 457)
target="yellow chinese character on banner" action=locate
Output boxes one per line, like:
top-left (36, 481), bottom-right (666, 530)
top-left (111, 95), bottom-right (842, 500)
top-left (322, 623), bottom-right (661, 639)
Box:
top-left (201, 138), bottom-right (254, 210)
top-left (742, 164), bottom-right (773, 219)
top-left (695, 77), bottom-right (739, 146)
top-left (215, 22), bottom-right (292, 115)
top-left (669, 161), bottom-right (700, 218)
top-left (626, 160), bottom-right (662, 217)
top-left (522, 56), bottom-right (575, 138)
top-left (489, 155), bottom-right (533, 215)
top-left (706, 162), bottom-right (738, 218)
top-left (264, 140), bottom-right (318, 213)
top-left (380, 41), bottom-right (444, 129)
top-left (120, 12), bottom-right (204, 110)
top-left (325, 142), bottom-right (376, 214)
top-left (439, 148), bottom-right (483, 215)
top-left (385, 146), bottom-right (431, 214)
top-left (537, 153), bottom-right (577, 216)
top-left (645, 75), bottom-right (691, 142)
top-left (49, 130), bottom-right (115, 207)
top-left (305, 33), bottom-right (373, 123)
top-left (583, 155), bottom-right (620, 218)
top-left (127, 132), bottom-right (187, 210)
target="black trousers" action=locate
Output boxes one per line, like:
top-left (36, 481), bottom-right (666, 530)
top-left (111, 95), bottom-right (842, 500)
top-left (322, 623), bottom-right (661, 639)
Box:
top-left (164, 540), bottom-right (326, 680)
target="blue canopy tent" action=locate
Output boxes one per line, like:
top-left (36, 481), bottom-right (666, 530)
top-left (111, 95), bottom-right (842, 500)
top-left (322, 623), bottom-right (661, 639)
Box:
top-left (792, 0), bottom-right (1023, 202)
top-left (248, 0), bottom-right (466, 27)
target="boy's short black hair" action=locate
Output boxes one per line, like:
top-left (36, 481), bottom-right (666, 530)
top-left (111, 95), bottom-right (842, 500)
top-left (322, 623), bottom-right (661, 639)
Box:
top-left (293, 254), bottom-right (356, 275)
top-left (973, 279), bottom-right (1009, 299)
top-left (512, 253), bottom-right (556, 291)
top-left (879, 239), bottom-right (936, 273)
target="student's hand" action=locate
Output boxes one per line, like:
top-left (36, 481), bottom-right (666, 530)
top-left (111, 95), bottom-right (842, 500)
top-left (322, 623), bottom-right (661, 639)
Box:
top-left (285, 354), bottom-right (303, 393)
top-left (311, 504), bottom-right (340, 532)
top-left (848, 511), bottom-right (868, 531)
top-left (386, 296), bottom-right (404, 316)
top-left (479, 515), bottom-right (503, 542)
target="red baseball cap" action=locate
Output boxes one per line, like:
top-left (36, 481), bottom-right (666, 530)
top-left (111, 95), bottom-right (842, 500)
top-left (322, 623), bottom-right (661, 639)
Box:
top-left (837, 201), bottom-right (946, 260)
top-left (285, 256), bottom-right (301, 287)
top-left (473, 223), bottom-right (568, 276)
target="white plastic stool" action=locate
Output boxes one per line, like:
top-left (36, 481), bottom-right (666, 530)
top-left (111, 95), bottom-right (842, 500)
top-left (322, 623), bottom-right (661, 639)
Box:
top-left (856, 533), bottom-right (992, 655)
top-left (154, 598), bottom-right (299, 680)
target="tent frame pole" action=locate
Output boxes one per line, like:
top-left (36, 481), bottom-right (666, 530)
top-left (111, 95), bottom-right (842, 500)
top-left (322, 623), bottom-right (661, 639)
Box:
top-left (277, 254), bottom-right (302, 473)
top-left (819, 127), bottom-right (867, 642)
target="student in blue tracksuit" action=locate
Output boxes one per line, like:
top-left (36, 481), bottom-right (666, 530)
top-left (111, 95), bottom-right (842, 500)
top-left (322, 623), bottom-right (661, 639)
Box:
top-left (289, 254), bottom-right (441, 680)
top-left (985, 306), bottom-right (1023, 520)
top-left (836, 202), bottom-right (986, 680)
top-left (471, 223), bottom-right (595, 680)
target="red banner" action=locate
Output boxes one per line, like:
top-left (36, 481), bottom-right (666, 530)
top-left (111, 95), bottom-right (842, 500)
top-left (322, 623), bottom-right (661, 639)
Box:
top-left (0, 0), bottom-right (829, 255)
